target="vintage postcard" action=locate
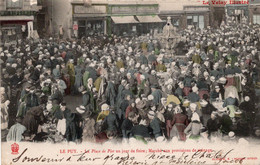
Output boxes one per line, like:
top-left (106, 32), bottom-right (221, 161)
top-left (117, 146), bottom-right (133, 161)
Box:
top-left (1, 0), bottom-right (260, 164)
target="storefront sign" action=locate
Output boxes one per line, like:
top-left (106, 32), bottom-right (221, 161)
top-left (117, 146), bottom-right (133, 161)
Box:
top-left (74, 5), bottom-right (106, 14)
top-left (111, 6), bottom-right (136, 14)
top-left (110, 5), bottom-right (158, 15)
top-left (136, 6), bottom-right (159, 14)
top-left (184, 6), bottom-right (209, 11)
top-left (73, 24), bottom-right (78, 30)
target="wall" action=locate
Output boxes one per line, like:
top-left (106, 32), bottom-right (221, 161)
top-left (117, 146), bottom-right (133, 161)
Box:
top-left (47, 0), bottom-right (73, 38)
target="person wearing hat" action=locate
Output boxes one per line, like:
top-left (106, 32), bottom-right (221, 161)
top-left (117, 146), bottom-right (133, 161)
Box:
top-left (206, 112), bottom-right (220, 140)
top-left (83, 78), bottom-right (95, 109)
top-left (54, 102), bottom-right (68, 135)
top-left (197, 77), bottom-right (209, 99)
top-left (155, 59), bottom-right (166, 72)
top-left (79, 105), bottom-right (95, 142)
top-left (74, 63), bottom-right (83, 94)
top-left (175, 81), bottom-right (184, 100)
top-left (183, 74), bottom-right (193, 96)
top-left (136, 74), bottom-right (146, 97)
top-left (131, 119), bottom-right (151, 144)
top-left (192, 52), bottom-right (202, 64)
top-left (55, 78), bottom-right (67, 96)
top-left (164, 102), bottom-right (177, 136)
top-left (125, 100), bottom-right (137, 119)
top-left (138, 53), bottom-right (149, 65)
top-left (187, 103), bottom-right (202, 121)
top-left (22, 104), bottom-right (45, 136)
top-left (102, 106), bottom-right (119, 137)
top-left (148, 52), bottom-right (157, 68)
top-left (30, 65), bottom-right (42, 82)
top-left (126, 72), bottom-right (137, 95)
top-left (218, 107), bottom-right (233, 136)
top-left (184, 112), bottom-right (203, 140)
top-left (200, 94), bottom-right (217, 127)
top-left (151, 86), bottom-right (163, 106)
top-left (116, 57), bottom-right (124, 69)
top-left (66, 59), bottom-right (75, 94)
top-left (52, 64), bottom-right (61, 79)
top-left (25, 86), bottom-right (39, 109)
top-left (210, 85), bottom-right (222, 102)
top-left (148, 110), bottom-right (162, 140)
top-left (16, 95), bottom-right (28, 118)
top-left (121, 111), bottom-right (138, 139)
top-left (96, 104), bottom-right (110, 123)
top-left (6, 117), bottom-right (26, 142)
top-left (170, 105), bottom-right (188, 141)
top-left (187, 85), bottom-right (200, 103)
top-left (105, 80), bottom-right (116, 107)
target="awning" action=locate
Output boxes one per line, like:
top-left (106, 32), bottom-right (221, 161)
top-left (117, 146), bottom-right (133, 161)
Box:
top-left (0, 16), bottom-right (34, 21)
top-left (111, 16), bottom-right (138, 24)
top-left (136, 15), bottom-right (163, 23)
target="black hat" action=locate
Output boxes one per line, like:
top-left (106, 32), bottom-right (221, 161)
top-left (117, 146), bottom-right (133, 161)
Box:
top-left (60, 102), bottom-right (66, 106)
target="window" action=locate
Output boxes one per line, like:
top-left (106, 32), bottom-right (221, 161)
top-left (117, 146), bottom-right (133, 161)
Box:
top-left (187, 15), bottom-right (204, 29)
top-left (6, 0), bottom-right (23, 9)
top-left (199, 15), bottom-right (204, 29)
top-left (172, 18), bottom-right (179, 27)
top-left (253, 15), bottom-right (260, 24)
top-left (187, 16), bottom-right (193, 26)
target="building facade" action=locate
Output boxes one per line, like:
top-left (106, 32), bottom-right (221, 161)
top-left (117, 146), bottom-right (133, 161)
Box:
top-left (0, 0), bottom-right (42, 45)
top-left (71, 0), bottom-right (163, 38)
top-left (249, 0), bottom-right (260, 25)
top-left (158, 0), bottom-right (210, 30)
top-left (71, 1), bottom-right (107, 38)
top-left (107, 1), bottom-right (163, 36)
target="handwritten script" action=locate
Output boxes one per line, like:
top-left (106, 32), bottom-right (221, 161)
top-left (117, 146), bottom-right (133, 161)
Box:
top-left (12, 148), bottom-right (246, 165)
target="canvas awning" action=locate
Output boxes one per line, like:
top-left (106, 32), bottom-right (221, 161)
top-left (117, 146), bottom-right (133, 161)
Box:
top-left (0, 16), bottom-right (34, 21)
top-left (111, 16), bottom-right (138, 24)
top-left (136, 15), bottom-right (163, 23)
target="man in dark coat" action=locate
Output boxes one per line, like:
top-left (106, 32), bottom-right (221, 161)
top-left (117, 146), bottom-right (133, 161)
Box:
top-left (103, 108), bottom-right (119, 134)
top-left (121, 111), bottom-right (137, 139)
top-left (219, 110), bottom-right (233, 135)
top-left (22, 105), bottom-right (45, 135)
top-left (131, 119), bottom-right (151, 144)
top-left (207, 112), bottom-right (220, 139)
top-left (30, 65), bottom-right (41, 82)
top-left (25, 87), bottom-right (39, 109)
top-left (151, 87), bottom-right (162, 106)
top-left (148, 111), bottom-right (162, 139)
top-left (105, 81), bottom-right (116, 107)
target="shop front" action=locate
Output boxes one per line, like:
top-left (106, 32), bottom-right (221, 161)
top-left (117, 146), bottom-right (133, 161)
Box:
top-left (0, 11), bottom-right (36, 47)
top-left (249, 3), bottom-right (260, 25)
top-left (159, 5), bottom-right (209, 30)
top-left (110, 16), bottom-right (138, 36)
top-left (184, 6), bottom-right (210, 29)
top-left (107, 2), bottom-right (163, 36)
top-left (72, 3), bottom-right (107, 38)
top-left (226, 4), bottom-right (249, 23)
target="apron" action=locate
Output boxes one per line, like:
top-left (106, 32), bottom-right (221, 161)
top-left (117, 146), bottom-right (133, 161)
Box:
top-left (57, 119), bottom-right (66, 135)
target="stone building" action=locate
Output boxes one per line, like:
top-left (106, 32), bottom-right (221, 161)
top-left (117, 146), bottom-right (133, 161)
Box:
top-left (0, 0), bottom-right (42, 45)
top-left (158, 0), bottom-right (210, 30)
top-left (249, 0), bottom-right (260, 25)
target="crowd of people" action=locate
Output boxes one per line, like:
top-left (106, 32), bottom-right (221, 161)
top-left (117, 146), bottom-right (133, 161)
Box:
top-left (1, 17), bottom-right (260, 144)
